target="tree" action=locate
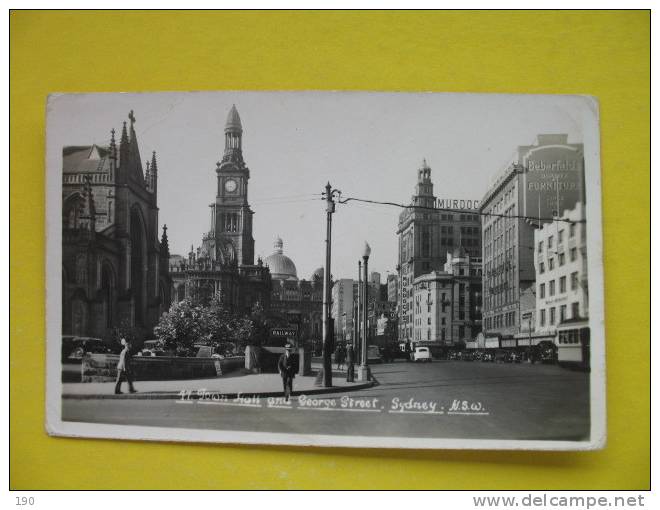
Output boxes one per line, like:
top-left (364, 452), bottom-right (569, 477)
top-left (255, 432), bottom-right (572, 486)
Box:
top-left (153, 298), bottom-right (206, 356)
top-left (153, 296), bottom-right (259, 356)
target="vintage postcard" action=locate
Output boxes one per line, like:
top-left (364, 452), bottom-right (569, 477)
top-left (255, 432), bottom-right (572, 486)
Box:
top-left (45, 91), bottom-right (605, 450)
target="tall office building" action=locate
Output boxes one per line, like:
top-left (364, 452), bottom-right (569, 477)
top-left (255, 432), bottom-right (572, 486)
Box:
top-left (396, 160), bottom-right (482, 344)
top-left (480, 134), bottom-right (585, 344)
top-left (331, 279), bottom-right (354, 344)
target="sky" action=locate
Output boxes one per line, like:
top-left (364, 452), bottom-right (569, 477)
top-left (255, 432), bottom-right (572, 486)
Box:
top-left (47, 92), bottom-right (589, 281)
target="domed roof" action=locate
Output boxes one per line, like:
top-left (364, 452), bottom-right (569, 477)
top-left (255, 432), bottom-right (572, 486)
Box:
top-left (453, 245), bottom-right (468, 258)
top-left (265, 237), bottom-right (298, 280)
top-left (225, 104), bottom-right (243, 133)
top-left (311, 267), bottom-right (324, 280)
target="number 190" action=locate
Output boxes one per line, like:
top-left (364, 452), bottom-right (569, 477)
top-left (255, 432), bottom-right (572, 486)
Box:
top-left (16, 497), bottom-right (34, 506)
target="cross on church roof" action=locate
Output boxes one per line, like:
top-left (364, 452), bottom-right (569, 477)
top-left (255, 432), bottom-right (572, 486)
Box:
top-left (128, 110), bottom-right (136, 124)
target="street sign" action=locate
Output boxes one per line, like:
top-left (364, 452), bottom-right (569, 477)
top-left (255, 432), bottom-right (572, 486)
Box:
top-left (270, 327), bottom-right (298, 338)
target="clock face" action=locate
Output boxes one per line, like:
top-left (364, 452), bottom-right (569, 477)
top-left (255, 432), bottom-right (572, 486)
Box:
top-left (224, 179), bottom-right (237, 193)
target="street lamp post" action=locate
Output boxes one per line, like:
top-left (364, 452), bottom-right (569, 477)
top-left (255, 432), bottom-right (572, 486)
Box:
top-left (357, 242), bottom-right (372, 382)
top-left (356, 259), bottom-right (361, 362)
top-left (528, 314), bottom-right (533, 363)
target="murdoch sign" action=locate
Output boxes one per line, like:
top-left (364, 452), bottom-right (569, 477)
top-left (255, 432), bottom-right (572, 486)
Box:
top-left (435, 198), bottom-right (480, 210)
top-left (521, 136), bottom-right (585, 222)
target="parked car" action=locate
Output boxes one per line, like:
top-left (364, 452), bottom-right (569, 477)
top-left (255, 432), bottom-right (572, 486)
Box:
top-left (481, 352), bottom-right (494, 362)
top-left (61, 336), bottom-right (114, 363)
top-left (367, 345), bottom-right (383, 364)
top-left (447, 351), bottom-right (460, 361)
top-left (462, 351), bottom-right (476, 361)
top-left (412, 346), bottom-right (432, 362)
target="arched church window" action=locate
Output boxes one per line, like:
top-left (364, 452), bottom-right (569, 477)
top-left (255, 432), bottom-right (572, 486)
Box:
top-left (75, 254), bottom-right (87, 284)
top-left (101, 264), bottom-right (114, 329)
top-left (72, 299), bottom-right (87, 336)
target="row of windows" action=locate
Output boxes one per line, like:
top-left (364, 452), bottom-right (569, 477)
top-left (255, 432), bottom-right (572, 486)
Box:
top-left (460, 226), bottom-right (480, 235)
top-left (459, 214), bottom-right (479, 222)
top-left (413, 324), bottom-right (472, 342)
top-left (539, 272), bottom-right (580, 297)
top-left (485, 278), bottom-right (517, 308)
top-left (483, 204), bottom-right (517, 238)
top-left (220, 213), bottom-right (240, 233)
top-left (558, 329), bottom-right (581, 344)
top-left (484, 311), bottom-right (516, 330)
top-left (483, 225), bottom-right (515, 258)
top-left (538, 224), bottom-right (577, 253)
top-left (539, 248), bottom-right (579, 274)
top-left (539, 302), bottom-right (580, 327)
top-left (484, 256), bottom-right (514, 279)
top-left (485, 185), bottom-right (517, 220)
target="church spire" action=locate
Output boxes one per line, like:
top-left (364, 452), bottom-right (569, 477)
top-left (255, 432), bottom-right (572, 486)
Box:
top-left (128, 110), bottom-right (137, 140)
top-left (80, 176), bottom-right (96, 232)
top-left (150, 151), bottom-right (158, 197)
top-left (151, 150), bottom-right (158, 173)
top-left (109, 128), bottom-right (117, 158)
top-left (145, 160), bottom-right (151, 190)
top-left (160, 224), bottom-right (170, 258)
top-left (119, 120), bottom-right (129, 174)
top-left (109, 128), bottom-right (117, 177)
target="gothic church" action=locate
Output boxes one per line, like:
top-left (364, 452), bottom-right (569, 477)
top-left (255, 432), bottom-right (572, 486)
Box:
top-left (62, 111), bottom-right (171, 339)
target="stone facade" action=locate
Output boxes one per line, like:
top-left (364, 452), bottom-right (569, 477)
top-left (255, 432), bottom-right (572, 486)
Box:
top-left (411, 248), bottom-right (482, 346)
top-left (62, 111), bottom-right (171, 339)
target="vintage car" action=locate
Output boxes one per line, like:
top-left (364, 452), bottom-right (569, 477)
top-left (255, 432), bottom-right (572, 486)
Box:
top-left (412, 346), bottom-right (432, 362)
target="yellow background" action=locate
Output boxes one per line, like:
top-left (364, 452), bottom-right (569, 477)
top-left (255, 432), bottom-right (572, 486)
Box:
top-left (10, 10), bottom-right (650, 489)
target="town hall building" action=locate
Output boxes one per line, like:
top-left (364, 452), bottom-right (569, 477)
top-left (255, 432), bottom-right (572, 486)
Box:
top-left (169, 105), bottom-right (271, 314)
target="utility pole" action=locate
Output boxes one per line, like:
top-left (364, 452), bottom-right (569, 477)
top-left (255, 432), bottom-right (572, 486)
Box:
top-left (321, 182), bottom-right (340, 388)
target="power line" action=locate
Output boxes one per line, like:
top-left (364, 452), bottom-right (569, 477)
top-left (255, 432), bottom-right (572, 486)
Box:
top-left (252, 197), bottom-right (321, 206)
top-left (336, 196), bottom-right (585, 225)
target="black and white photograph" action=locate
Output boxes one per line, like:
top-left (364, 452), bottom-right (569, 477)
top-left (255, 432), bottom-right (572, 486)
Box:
top-left (45, 91), bottom-right (605, 450)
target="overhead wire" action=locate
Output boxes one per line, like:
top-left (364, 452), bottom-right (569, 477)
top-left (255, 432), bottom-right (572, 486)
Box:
top-left (334, 196), bottom-right (585, 225)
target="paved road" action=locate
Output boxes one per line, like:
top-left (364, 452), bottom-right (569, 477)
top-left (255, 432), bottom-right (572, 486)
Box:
top-left (61, 360), bottom-right (590, 441)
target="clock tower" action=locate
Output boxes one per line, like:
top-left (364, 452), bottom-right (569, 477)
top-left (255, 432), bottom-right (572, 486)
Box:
top-left (207, 105), bottom-right (255, 266)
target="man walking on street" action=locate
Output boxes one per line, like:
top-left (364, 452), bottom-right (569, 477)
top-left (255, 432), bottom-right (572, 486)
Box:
top-left (346, 343), bottom-right (355, 382)
top-left (115, 338), bottom-right (137, 394)
top-left (278, 343), bottom-right (296, 402)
